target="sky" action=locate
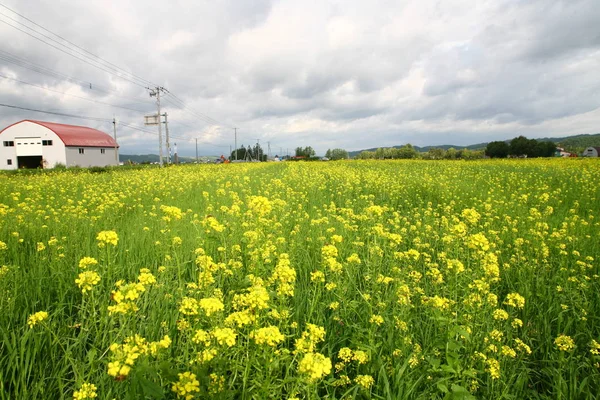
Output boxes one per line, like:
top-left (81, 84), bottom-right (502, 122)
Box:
top-left (1, 0), bottom-right (599, 156)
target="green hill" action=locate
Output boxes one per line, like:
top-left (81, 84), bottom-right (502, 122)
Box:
top-left (348, 133), bottom-right (600, 158)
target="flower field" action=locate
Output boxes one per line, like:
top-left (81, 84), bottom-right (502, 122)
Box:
top-left (1, 159), bottom-right (599, 399)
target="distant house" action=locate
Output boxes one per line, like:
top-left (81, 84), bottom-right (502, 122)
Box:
top-left (583, 147), bottom-right (600, 157)
top-left (555, 147), bottom-right (576, 157)
top-left (0, 120), bottom-right (119, 169)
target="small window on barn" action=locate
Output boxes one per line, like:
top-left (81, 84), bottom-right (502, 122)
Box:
top-left (100, 149), bottom-right (106, 154)
top-left (78, 148), bottom-right (85, 154)
top-left (3, 141), bottom-right (14, 147)
top-left (42, 140), bottom-right (53, 146)
top-left (7, 159), bottom-right (12, 165)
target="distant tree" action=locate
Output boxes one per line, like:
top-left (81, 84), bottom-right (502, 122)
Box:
top-left (295, 146), bottom-right (316, 158)
top-left (231, 145), bottom-right (248, 160)
top-left (327, 148), bottom-right (349, 160)
top-left (535, 141), bottom-right (557, 157)
top-left (445, 147), bottom-right (458, 159)
top-left (427, 148), bottom-right (445, 160)
top-left (462, 149), bottom-right (485, 160)
top-left (509, 136), bottom-right (534, 157)
top-left (397, 144), bottom-right (419, 159)
top-left (357, 151), bottom-right (376, 159)
top-left (485, 141), bottom-right (510, 158)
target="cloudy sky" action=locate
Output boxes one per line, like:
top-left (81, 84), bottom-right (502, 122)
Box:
top-left (1, 0), bottom-right (599, 156)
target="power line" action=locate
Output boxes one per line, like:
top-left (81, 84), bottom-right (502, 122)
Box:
top-left (0, 72), bottom-right (150, 113)
top-left (0, 5), bottom-right (235, 136)
top-left (0, 102), bottom-right (110, 122)
top-left (0, 13), bottom-right (150, 88)
top-left (161, 94), bottom-right (228, 129)
top-left (0, 2), bottom-right (157, 88)
top-left (0, 49), bottom-right (153, 106)
top-left (163, 90), bottom-right (225, 126)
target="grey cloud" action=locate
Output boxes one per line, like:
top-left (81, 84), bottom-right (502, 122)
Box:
top-left (1, 0), bottom-right (600, 156)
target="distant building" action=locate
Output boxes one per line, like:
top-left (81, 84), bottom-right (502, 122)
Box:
top-left (0, 120), bottom-right (119, 169)
top-left (583, 147), bottom-right (600, 157)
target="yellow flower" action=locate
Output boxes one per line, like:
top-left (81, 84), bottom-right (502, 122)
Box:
top-left (192, 329), bottom-right (212, 346)
top-left (353, 350), bottom-right (369, 364)
top-left (486, 358), bottom-right (501, 379)
top-left (355, 374), bottom-right (374, 389)
top-left (492, 309), bottom-right (509, 321)
top-left (369, 315), bottom-right (384, 326)
top-left (199, 297), bottom-right (225, 316)
top-left (172, 372), bottom-right (200, 400)
top-left (75, 271), bottom-right (101, 294)
top-left (137, 270), bottom-right (156, 286)
top-left (179, 297), bottom-right (199, 315)
top-left (511, 318), bottom-right (523, 328)
top-left (36, 242), bottom-right (46, 252)
top-left (250, 326), bottom-right (285, 347)
top-left (78, 257), bottom-right (98, 269)
top-left (338, 347), bottom-right (353, 363)
top-left (346, 253), bottom-right (361, 264)
top-left (298, 352), bottom-right (332, 382)
top-left (27, 311), bottom-right (49, 328)
top-left (96, 230), bottom-right (118, 247)
top-left (504, 293), bottom-right (525, 309)
top-left (212, 327), bottom-right (237, 347)
top-left (160, 205), bottom-right (183, 221)
top-left (555, 334), bottom-right (576, 352)
top-left (73, 382), bottom-right (97, 399)
top-left (0, 241), bottom-right (7, 251)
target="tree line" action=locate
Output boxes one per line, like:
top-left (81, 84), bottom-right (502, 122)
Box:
top-left (357, 144), bottom-right (484, 160)
top-left (485, 136), bottom-right (556, 158)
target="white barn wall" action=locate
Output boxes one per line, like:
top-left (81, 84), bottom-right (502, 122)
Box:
top-left (0, 121), bottom-right (66, 169)
top-left (65, 147), bottom-right (118, 167)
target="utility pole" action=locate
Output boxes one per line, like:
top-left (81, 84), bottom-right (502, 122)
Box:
top-left (149, 87), bottom-right (165, 167)
top-left (112, 117), bottom-right (118, 163)
top-left (233, 128), bottom-right (238, 160)
top-left (267, 141), bottom-right (271, 159)
top-left (195, 138), bottom-right (198, 163)
top-left (163, 112), bottom-right (170, 164)
top-left (256, 139), bottom-right (261, 161)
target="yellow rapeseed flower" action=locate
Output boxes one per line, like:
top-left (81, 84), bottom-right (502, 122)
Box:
top-left (298, 352), bottom-right (332, 382)
top-left (73, 382), bottom-right (97, 399)
top-left (27, 311), bottom-right (49, 328)
top-left (250, 326), bottom-right (285, 347)
top-left (171, 372), bottom-right (200, 400)
top-left (555, 334), bottom-right (575, 352)
top-left (96, 230), bottom-right (118, 248)
top-left (75, 271), bottom-right (101, 294)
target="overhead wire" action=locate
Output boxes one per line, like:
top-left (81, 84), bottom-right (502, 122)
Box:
top-left (0, 102), bottom-right (110, 122)
top-left (0, 10), bottom-right (151, 88)
top-left (0, 49), bottom-right (154, 106)
top-left (0, 2), bottom-right (156, 87)
top-left (0, 72), bottom-right (150, 113)
top-left (0, 3), bottom-right (240, 151)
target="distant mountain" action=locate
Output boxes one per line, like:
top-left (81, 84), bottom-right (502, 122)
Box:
top-left (348, 133), bottom-right (600, 158)
top-left (348, 143), bottom-right (486, 158)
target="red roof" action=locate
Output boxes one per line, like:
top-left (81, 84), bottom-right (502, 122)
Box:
top-left (0, 120), bottom-right (118, 148)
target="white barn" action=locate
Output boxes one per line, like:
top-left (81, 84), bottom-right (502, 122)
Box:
top-left (0, 120), bottom-right (119, 170)
top-left (583, 147), bottom-right (600, 157)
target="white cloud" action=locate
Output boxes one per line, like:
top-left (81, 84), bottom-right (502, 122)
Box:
top-left (0, 0), bottom-right (599, 156)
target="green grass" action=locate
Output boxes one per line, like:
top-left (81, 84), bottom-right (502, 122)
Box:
top-left (0, 159), bottom-right (599, 399)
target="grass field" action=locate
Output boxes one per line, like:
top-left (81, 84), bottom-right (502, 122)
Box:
top-left (1, 159), bottom-right (599, 399)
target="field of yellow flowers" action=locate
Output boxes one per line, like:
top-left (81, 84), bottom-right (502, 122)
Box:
top-left (1, 159), bottom-right (599, 399)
